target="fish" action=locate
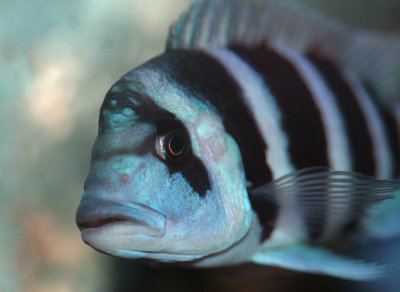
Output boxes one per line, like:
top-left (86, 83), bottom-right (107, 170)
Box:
top-left (76, 0), bottom-right (400, 280)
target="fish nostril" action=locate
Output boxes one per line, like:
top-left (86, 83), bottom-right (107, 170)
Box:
top-left (120, 164), bottom-right (146, 184)
top-left (121, 173), bottom-right (130, 183)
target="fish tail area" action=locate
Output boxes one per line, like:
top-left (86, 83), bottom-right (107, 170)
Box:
top-left (338, 32), bottom-right (400, 105)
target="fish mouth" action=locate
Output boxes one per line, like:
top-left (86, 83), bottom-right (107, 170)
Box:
top-left (76, 196), bottom-right (167, 237)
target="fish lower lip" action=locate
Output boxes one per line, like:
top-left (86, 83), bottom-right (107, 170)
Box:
top-left (76, 196), bottom-right (166, 236)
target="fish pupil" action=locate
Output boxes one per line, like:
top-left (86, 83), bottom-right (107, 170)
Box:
top-left (168, 135), bottom-right (184, 156)
top-left (155, 127), bottom-right (190, 162)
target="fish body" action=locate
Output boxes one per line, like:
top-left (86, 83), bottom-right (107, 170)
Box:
top-left (76, 0), bottom-right (400, 280)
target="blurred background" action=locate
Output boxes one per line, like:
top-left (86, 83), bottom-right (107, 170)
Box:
top-left (0, 0), bottom-right (399, 291)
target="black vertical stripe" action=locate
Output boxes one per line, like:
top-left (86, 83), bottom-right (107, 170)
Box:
top-left (150, 50), bottom-right (277, 238)
top-left (364, 84), bottom-right (400, 178)
top-left (153, 50), bottom-right (273, 187)
top-left (98, 92), bottom-right (212, 196)
top-left (308, 55), bottom-right (375, 176)
top-left (249, 191), bottom-right (279, 241)
top-left (231, 46), bottom-right (329, 169)
top-left (231, 46), bottom-right (330, 240)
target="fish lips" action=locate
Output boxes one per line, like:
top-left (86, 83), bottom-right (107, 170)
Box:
top-left (76, 196), bottom-right (167, 238)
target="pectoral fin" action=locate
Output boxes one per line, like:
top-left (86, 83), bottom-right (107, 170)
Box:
top-left (251, 167), bottom-right (400, 241)
top-left (252, 244), bottom-right (385, 280)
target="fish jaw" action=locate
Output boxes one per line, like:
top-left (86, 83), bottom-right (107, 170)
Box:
top-left (76, 196), bottom-right (167, 256)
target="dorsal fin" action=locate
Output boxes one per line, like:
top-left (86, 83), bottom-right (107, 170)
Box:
top-left (167, 0), bottom-right (351, 52)
top-left (167, 0), bottom-right (400, 103)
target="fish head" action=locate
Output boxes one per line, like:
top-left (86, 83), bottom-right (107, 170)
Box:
top-left (76, 56), bottom-right (252, 263)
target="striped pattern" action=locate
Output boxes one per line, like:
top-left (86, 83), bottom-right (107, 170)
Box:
top-left (278, 47), bottom-right (352, 172)
top-left (152, 50), bottom-right (274, 186)
top-left (207, 49), bottom-right (294, 179)
top-left (146, 50), bottom-right (280, 238)
top-left (362, 83), bottom-right (400, 178)
top-left (231, 46), bottom-right (329, 170)
top-left (346, 75), bottom-right (392, 179)
top-left (192, 46), bottom-right (400, 243)
top-left (151, 47), bottom-right (399, 244)
top-left (308, 55), bottom-right (375, 176)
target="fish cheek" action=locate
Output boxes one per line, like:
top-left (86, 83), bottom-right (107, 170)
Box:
top-left (153, 168), bottom-right (202, 218)
top-left (152, 169), bottom-right (221, 236)
top-left (163, 155), bottom-right (211, 197)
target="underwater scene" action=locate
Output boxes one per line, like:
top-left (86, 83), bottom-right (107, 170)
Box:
top-left (1, 0), bottom-right (400, 291)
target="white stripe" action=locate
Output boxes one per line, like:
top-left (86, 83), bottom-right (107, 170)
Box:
top-left (345, 72), bottom-right (392, 179)
top-left (277, 47), bottom-right (352, 170)
top-left (394, 104), bottom-right (400, 129)
top-left (275, 46), bottom-right (352, 240)
top-left (206, 49), bottom-right (294, 178)
top-left (205, 49), bottom-right (308, 247)
top-left (394, 105), bottom-right (400, 162)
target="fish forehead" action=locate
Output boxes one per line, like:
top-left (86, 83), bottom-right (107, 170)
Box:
top-left (112, 60), bottom-right (225, 158)
top-left (127, 58), bottom-right (215, 116)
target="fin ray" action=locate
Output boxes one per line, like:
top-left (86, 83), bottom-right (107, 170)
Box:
top-left (252, 167), bottom-right (400, 241)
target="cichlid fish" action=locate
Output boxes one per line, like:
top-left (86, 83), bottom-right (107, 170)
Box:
top-left (76, 0), bottom-right (400, 280)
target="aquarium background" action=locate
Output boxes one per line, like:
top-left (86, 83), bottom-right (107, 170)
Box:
top-left (1, 0), bottom-right (399, 291)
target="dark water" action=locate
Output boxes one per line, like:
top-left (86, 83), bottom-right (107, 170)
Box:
top-left (107, 238), bottom-right (400, 292)
top-left (108, 260), bottom-right (343, 292)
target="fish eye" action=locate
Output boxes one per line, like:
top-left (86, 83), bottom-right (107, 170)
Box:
top-left (156, 130), bottom-right (190, 162)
